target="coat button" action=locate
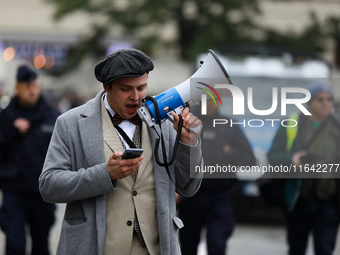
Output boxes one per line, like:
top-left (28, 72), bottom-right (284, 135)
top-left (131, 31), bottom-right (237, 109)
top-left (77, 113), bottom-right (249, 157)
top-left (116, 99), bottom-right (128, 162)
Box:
top-left (132, 191), bottom-right (138, 196)
top-left (127, 221), bottom-right (132, 226)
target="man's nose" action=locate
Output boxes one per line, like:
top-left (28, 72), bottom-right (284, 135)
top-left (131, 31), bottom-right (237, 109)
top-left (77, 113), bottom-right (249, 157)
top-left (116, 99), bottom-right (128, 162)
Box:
top-left (130, 89), bottom-right (139, 100)
top-left (29, 85), bottom-right (39, 93)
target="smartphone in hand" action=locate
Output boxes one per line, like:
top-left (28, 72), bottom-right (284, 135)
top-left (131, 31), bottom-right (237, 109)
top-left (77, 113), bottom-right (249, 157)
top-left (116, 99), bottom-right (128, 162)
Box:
top-left (121, 148), bottom-right (144, 159)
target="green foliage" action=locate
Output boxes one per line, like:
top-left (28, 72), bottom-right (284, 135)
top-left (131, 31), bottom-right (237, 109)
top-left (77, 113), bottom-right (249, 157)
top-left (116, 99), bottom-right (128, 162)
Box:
top-left (46, 0), bottom-right (92, 20)
top-left (45, 0), bottom-right (336, 71)
top-left (262, 12), bottom-right (326, 58)
top-left (326, 16), bottom-right (340, 40)
top-left (45, 0), bottom-right (262, 68)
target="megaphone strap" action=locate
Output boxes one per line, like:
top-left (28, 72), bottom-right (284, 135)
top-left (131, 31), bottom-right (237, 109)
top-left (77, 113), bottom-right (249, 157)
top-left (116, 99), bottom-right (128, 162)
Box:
top-left (107, 109), bottom-right (142, 148)
top-left (114, 124), bottom-right (141, 149)
top-left (145, 96), bottom-right (194, 190)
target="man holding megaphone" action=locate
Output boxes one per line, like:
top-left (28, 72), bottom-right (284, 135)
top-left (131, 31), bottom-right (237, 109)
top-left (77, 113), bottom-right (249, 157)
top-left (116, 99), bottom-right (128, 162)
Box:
top-left (39, 48), bottom-right (204, 255)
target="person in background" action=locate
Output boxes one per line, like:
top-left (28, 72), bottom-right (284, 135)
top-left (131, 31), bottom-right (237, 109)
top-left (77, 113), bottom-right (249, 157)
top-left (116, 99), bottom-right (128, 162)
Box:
top-left (0, 81), bottom-right (5, 113)
top-left (39, 48), bottom-right (203, 255)
top-left (178, 99), bottom-right (256, 255)
top-left (267, 81), bottom-right (340, 255)
top-left (0, 88), bottom-right (3, 113)
top-left (0, 65), bottom-right (60, 255)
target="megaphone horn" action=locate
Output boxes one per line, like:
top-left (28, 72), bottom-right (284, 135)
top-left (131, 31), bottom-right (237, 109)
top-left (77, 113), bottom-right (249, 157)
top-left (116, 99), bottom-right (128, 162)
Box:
top-left (137, 49), bottom-right (232, 131)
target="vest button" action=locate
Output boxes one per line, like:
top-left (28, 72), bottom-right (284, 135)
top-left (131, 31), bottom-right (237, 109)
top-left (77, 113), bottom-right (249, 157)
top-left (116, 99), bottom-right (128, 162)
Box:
top-left (133, 191), bottom-right (138, 196)
top-left (127, 221), bottom-right (132, 226)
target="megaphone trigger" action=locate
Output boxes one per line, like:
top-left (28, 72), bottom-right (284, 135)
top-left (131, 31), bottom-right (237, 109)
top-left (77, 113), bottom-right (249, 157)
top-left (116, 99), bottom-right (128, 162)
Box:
top-left (165, 106), bottom-right (182, 127)
top-left (166, 109), bottom-right (201, 135)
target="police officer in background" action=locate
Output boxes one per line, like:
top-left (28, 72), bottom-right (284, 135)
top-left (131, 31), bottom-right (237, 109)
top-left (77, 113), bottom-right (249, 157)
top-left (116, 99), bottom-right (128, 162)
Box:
top-left (0, 65), bottom-right (60, 255)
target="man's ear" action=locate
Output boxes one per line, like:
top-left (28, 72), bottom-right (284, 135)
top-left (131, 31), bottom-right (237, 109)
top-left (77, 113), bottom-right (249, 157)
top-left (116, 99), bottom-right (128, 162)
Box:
top-left (103, 84), bottom-right (109, 92)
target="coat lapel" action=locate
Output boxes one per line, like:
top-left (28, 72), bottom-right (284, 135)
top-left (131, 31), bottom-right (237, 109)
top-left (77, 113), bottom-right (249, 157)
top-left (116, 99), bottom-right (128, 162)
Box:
top-left (149, 123), bottom-right (172, 250)
top-left (100, 97), bottom-right (125, 155)
top-left (79, 92), bottom-right (106, 168)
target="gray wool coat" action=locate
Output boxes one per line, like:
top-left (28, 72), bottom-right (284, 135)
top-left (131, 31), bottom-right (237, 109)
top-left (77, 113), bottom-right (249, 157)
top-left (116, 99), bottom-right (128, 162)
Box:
top-left (39, 90), bottom-right (203, 255)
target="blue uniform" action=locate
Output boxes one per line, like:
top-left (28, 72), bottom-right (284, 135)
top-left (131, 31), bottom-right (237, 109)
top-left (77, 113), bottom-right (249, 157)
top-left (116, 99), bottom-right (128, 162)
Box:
top-left (0, 95), bottom-right (60, 255)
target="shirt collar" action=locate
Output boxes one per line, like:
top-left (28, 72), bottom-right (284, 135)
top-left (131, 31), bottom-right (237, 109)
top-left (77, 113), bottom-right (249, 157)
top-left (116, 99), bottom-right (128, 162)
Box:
top-left (103, 93), bottom-right (137, 130)
top-left (104, 94), bottom-right (115, 117)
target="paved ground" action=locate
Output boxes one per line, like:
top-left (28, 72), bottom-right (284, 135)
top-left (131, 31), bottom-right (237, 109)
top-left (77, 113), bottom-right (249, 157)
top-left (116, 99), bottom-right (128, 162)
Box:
top-left (1, 202), bottom-right (340, 255)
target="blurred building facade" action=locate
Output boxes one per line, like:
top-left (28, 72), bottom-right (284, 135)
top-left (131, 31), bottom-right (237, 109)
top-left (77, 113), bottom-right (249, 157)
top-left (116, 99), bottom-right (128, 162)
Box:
top-left (0, 0), bottom-right (339, 101)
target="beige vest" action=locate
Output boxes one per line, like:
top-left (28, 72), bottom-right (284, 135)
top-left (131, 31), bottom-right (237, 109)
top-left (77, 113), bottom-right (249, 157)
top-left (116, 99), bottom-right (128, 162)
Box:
top-left (101, 97), bottom-right (160, 255)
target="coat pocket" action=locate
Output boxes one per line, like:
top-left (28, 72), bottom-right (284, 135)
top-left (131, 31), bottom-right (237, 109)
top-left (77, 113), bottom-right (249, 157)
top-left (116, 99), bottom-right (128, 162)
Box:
top-left (58, 219), bottom-right (89, 254)
top-left (65, 218), bottom-right (87, 226)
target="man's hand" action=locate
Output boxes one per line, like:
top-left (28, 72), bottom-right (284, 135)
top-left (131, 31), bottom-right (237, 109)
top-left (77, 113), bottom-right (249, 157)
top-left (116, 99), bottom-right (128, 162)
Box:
top-left (172, 108), bottom-right (202, 146)
top-left (292, 150), bottom-right (307, 166)
top-left (14, 118), bottom-right (30, 135)
top-left (107, 151), bottom-right (144, 180)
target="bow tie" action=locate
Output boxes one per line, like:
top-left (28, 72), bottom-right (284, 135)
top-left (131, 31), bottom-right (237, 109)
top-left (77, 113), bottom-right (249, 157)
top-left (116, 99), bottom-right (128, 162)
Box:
top-left (112, 113), bottom-right (140, 126)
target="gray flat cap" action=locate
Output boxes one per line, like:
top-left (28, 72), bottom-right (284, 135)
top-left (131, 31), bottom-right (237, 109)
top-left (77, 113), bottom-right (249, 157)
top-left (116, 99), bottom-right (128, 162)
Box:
top-left (94, 48), bottom-right (154, 85)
